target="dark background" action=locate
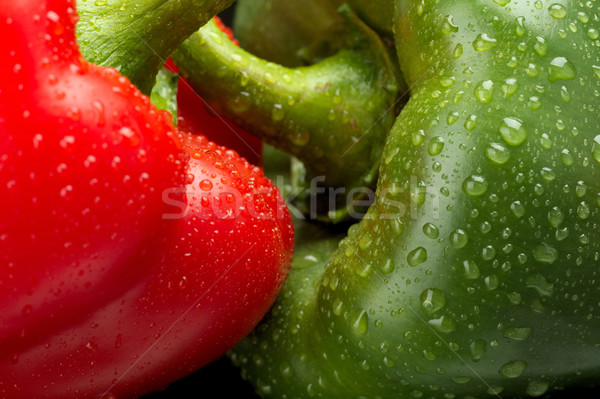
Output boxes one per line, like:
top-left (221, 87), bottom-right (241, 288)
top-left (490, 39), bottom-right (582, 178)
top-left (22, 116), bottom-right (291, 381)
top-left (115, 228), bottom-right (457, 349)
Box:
top-left (143, 4), bottom-right (598, 399)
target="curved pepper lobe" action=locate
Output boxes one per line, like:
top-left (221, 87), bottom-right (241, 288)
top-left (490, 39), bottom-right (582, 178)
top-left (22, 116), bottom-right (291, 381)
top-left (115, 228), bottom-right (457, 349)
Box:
top-left (0, 0), bottom-right (186, 345)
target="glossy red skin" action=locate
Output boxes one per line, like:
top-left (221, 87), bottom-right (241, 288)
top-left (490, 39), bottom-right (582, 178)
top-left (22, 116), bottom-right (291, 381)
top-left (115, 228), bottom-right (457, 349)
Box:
top-left (176, 78), bottom-right (263, 166)
top-left (0, 1), bottom-right (294, 397)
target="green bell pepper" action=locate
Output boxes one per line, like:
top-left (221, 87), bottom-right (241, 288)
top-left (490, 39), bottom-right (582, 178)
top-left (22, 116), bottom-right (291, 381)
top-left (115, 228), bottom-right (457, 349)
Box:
top-left (229, 0), bottom-right (600, 398)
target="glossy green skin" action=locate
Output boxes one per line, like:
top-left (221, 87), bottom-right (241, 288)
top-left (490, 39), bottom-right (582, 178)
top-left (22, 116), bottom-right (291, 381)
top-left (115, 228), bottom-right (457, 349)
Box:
top-left (173, 9), bottom-right (402, 221)
top-left (150, 68), bottom-right (179, 124)
top-left (76, 0), bottom-right (234, 94)
top-left (231, 0), bottom-right (600, 397)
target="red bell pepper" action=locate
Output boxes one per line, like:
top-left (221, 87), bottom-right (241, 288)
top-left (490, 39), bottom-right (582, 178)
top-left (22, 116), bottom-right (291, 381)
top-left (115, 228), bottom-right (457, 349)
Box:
top-left (0, 1), bottom-right (294, 398)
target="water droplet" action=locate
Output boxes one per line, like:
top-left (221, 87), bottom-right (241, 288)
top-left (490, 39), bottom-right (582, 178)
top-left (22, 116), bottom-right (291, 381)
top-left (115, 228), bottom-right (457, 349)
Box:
top-left (576, 181), bottom-right (588, 197)
top-left (464, 115), bottom-right (477, 131)
top-left (441, 15), bottom-right (459, 34)
top-left (423, 223), bottom-right (439, 239)
top-left (474, 80), bottom-right (495, 104)
top-left (587, 27), bottom-right (600, 40)
top-left (32, 133), bottom-right (43, 150)
top-left (352, 309), bottom-right (368, 335)
top-left (462, 175), bottom-right (489, 196)
top-left (452, 43), bottom-right (463, 59)
top-left (485, 275), bottom-right (500, 290)
top-left (473, 34), bottom-right (497, 51)
top-left (527, 380), bottom-right (549, 397)
top-left (526, 274), bottom-right (554, 296)
top-left (548, 207), bottom-right (564, 228)
top-left (510, 201), bottom-right (525, 218)
top-left (556, 227), bottom-right (569, 241)
top-left (407, 247), bottom-right (428, 267)
top-left (485, 143), bottom-right (511, 165)
top-left (428, 136), bottom-right (445, 156)
top-left (515, 16), bottom-right (527, 36)
top-left (381, 258), bottom-right (395, 274)
top-left (451, 229), bottom-right (469, 249)
top-left (462, 260), bottom-right (480, 279)
top-left (548, 57), bottom-right (576, 82)
top-left (533, 243), bottom-right (558, 264)
top-left (540, 167), bottom-right (555, 182)
top-left (411, 129), bottom-right (425, 147)
top-left (560, 86), bottom-right (571, 102)
top-left (503, 326), bottom-right (532, 341)
top-left (578, 11), bottom-right (590, 23)
top-left (507, 291), bottom-right (522, 305)
top-left (529, 96), bottom-right (542, 110)
top-left (592, 135), bottom-right (600, 163)
top-left (548, 3), bottom-right (567, 19)
top-left (118, 127), bottom-right (141, 147)
top-left (60, 135), bottom-right (76, 149)
top-left (384, 147), bottom-right (399, 165)
top-left (499, 117), bottom-right (527, 146)
top-left (452, 376), bottom-right (472, 384)
top-left (428, 316), bottom-right (457, 333)
top-left (230, 92), bottom-right (251, 113)
top-left (271, 104), bottom-right (285, 121)
top-left (527, 63), bottom-right (539, 77)
top-left (480, 385), bottom-right (500, 397)
top-left (446, 112), bottom-right (459, 126)
top-left (469, 339), bottom-right (487, 362)
top-left (499, 360), bottom-right (527, 378)
top-left (422, 349), bottom-right (437, 361)
top-left (578, 201), bottom-right (591, 219)
top-left (533, 37), bottom-right (548, 56)
top-left (420, 288), bottom-right (447, 313)
top-left (560, 149), bottom-right (574, 166)
top-left (440, 76), bottom-right (456, 88)
top-left (200, 179), bottom-right (213, 191)
top-left (501, 78), bottom-right (519, 98)
top-left (493, 0), bottom-right (511, 5)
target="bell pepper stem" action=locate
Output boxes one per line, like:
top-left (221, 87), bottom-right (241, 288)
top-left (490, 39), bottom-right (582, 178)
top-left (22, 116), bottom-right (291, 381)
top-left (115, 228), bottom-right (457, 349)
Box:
top-left (173, 5), bottom-right (406, 222)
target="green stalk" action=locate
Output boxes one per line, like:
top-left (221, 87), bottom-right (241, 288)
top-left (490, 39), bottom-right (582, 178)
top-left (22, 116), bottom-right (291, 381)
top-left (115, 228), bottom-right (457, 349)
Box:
top-left (173, 6), bottom-right (405, 222)
top-left (76, 0), bottom-right (234, 94)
